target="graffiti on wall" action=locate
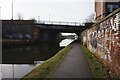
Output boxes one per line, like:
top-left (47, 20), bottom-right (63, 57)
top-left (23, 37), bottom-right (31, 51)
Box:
top-left (82, 11), bottom-right (120, 76)
top-left (89, 32), bottom-right (97, 49)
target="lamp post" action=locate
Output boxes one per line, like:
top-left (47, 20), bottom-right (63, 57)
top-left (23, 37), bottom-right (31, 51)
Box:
top-left (12, 0), bottom-right (14, 20)
top-left (38, 16), bottom-right (40, 23)
top-left (49, 14), bottom-right (50, 21)
top-left (0, 64), bottom-right (2, 80)
top-left (12, 64), bottom-right (14, 80)
top-left (0, 7), bottom-right (1, 20)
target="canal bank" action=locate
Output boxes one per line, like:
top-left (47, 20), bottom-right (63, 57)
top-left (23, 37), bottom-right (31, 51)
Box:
top-left (1, 39), bottom-right (74, 79)
top-left (2, 40), bottom-right (110, 79)
top-left (21, 43), bottom-right (73, 79)
top-left (2, 38), bottom-right (63, 48)
top-left (21, 42), bottom-right (93, 79)
top-left (21, 42), bottom-right (110, 79)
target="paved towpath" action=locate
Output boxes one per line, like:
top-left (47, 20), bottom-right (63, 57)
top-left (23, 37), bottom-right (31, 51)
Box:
top-left (51, 43), bottom-right (93, 78)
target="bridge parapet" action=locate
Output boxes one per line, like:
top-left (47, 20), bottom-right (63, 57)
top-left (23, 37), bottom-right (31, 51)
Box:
top-left (35, 20), bottom-right (86, 33)
top-left (35, 20), bottom-right (84, 26)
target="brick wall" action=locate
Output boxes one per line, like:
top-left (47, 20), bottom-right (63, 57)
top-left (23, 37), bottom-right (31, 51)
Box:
top-left (95, 0), bottom-right (120, 22)
top-left (82, 8), bottom-right (120, 77)
top-left (95, 0), bottom-right (102, 18)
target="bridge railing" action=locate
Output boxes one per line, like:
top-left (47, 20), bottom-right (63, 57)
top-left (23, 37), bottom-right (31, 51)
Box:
top-left (35, 20), bottom-right (84, 26)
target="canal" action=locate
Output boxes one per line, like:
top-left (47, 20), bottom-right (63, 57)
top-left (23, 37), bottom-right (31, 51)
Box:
top-left (0, 39), bottom-right (74, 79)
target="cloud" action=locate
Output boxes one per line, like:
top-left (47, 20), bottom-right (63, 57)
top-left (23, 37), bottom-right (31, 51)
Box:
top-left (16, 0), bottom-right (94, 2)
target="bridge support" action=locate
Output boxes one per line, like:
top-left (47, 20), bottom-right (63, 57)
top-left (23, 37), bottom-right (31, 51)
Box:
top-left (37, 29), bottom-right (62, 43)
top-left (76, 32), bottom-right (82, 43)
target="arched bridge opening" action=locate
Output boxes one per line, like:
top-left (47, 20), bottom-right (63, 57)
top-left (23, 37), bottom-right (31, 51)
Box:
top-left (35, 21), bottom-right (86, 43)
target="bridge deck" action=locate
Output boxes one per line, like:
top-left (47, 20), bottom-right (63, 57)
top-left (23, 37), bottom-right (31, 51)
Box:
top-left (35, 22), bottom-right (86, 33)
top-left (36, 20), bottom-right (84, 26)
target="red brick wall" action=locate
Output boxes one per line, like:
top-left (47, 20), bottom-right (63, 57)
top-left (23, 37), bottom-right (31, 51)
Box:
top-left (95, 0), bottom-right (106, 21)
top-left (82, 9), bottom-right (120, 77)
top-left (95, 0), bottom-right (102, 19)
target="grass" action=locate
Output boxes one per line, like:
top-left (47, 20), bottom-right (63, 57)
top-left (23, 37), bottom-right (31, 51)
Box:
top-left (21, 44), bottom-right (73, 80)
top-left (80, 45), bottom-right (107, 78)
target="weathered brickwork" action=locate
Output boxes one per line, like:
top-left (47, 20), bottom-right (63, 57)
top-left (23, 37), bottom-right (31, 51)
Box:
top-left (82, 9), bottom-right (120, 77)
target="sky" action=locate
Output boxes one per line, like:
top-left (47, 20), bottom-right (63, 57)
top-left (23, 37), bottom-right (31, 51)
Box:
top-left (0, 0), bottom-right (95, 23)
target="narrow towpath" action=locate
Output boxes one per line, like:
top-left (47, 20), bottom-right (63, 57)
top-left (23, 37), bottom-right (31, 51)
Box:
top-left (51, 43), bottom-right (93, 78)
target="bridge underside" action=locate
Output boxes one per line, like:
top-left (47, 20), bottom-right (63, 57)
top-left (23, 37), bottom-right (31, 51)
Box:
top-left (35, 24), bottom-right (86, 43)
top-left (2, 20), bottom-right (86, 43)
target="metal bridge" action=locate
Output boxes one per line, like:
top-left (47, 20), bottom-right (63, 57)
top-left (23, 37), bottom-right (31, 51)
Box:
top-left (35, 20), bottom-right (86, 33)
top-left (36, 20), bottom-right (84, 26)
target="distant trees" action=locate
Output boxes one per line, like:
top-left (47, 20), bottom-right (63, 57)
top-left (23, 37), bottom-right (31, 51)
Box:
top-left (84, 13), bottom-right (95, 23)
top-left (17, 13), bottom-right (24, 20)
top-left (30, 17), bottom-right (36, 21)
top-left (30, 17), bottom-right (37, 23)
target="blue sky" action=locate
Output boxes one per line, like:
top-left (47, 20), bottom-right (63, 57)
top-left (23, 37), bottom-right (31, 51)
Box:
top-left (0, 0), bottom-right (94, 23)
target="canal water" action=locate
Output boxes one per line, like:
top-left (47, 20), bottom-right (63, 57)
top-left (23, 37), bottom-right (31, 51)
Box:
top-left (0, 39), bottom-right (74, 79)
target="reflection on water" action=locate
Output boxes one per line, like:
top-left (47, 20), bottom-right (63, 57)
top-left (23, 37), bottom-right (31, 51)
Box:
top-left (3, 43), bottom-right (61, 64)
top-left (60, 39), bottom-right (74, 47)
top-left (1, 39), bottom-right (74, 79)
top-left (1, 64), bottom-right (40, 78)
